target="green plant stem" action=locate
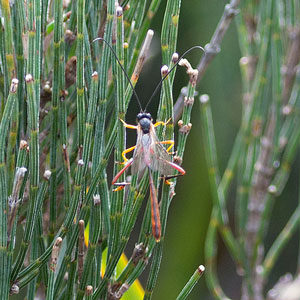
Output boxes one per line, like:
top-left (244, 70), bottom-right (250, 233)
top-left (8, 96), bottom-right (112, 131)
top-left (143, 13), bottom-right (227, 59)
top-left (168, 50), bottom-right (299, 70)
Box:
top-left (205, 208), bottom-right (232, 300)
top-left (75, 73), bottom-right (100, 300)
top-left (76, 0), bottom-right (85, 150)
top-left (76, 197), bottom-right (101, 300)
top-left (49, 0), bottom-right (63, 242)
top-left (17, 270), bottom-right (40, 291)
top-left (237, 0), bottom-right (272, 242)
top-left (92, 177), bottom-right (148, 299)
top-left (142, 0), bottom-right (183, 292)
top-left (262, 203), bottom-right (300, 279)
top-left (6, 97), bottom-right (18, 196)
top-left (12, 1), bottom-right (26, 135)
top-left (27, 2), bottom-right (41, 297)
top-left (0, 0), bottom-right (15, 96)
top-left (161, 0), bottom-right (181, 65)
top-left (199, 94), bottom-right (252, 296)
top-left (36, 171), bottom-right (51, 287)
top-left (11, 75), bottom-right (39, 283)
top-left (219, 130), bottom-right (242, 196)
top-left (91, 29), bottom-right (155, 300)
top-left (108, 4), bottom-right (126, 263)
top-left (126, 0), bottom-right (147, 62)
top-left (26, 0), bottom-right (35, 76)
top-left (0, 79), bottom-right (18, 300)
top-left (127, 0), bottom-right (162, 77)
top-left (16, 117), bottom-right (112, 288)
top-left (91, 0), bottom-right (114, 248)
top-left (46, 237), bottom-right (63, 300)
top-left (144, 65), bottom-right (175, 300)
top-left (54, 72), bottom-right (98, 296)
top-left (65, 249), bottom-right (77, 300)
top-left (27, 232), bottom-right (38, 300)
top-left (176, 265), bottom-right (205, 300)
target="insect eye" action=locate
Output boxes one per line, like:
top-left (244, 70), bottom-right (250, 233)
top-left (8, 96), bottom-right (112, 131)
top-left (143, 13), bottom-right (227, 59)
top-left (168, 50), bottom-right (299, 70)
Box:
top-left (137, 113), bottom-right (143, 120)
top-left (146, 113), bottom-right (151, 119)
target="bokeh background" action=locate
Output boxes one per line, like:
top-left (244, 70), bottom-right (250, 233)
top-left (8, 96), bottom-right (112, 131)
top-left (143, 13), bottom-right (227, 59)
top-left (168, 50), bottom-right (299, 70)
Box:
top-left (124, 0), bottom-right (300, 299)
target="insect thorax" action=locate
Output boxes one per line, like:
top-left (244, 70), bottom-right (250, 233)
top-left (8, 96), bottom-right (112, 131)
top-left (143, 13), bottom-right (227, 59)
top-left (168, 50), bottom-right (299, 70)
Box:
top-left (137, 112), bottom-right (152, 134)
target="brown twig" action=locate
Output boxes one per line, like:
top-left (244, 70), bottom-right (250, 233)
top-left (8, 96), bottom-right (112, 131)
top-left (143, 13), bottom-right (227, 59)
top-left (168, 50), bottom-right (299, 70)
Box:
top-left (107, 282), bottom-right (130, 300)
top-left (282, 28), bottom-right (300, 104)
top-left (86, 285), bottom-right (93, 296)
top-left (174, 0), bottom-right (240, 122)
top-left (131, 243), bottom-right (147, 266)
top-left (131, 29), bottom-right (154, 84)
top-left (244, 112), bottom-right (276, 300)
top-left (98, 0), bottom-right (108, 38)
top-left (78, 219), bottom-right (85, 282)
top-left (197, 1), bottom-right (240, 82)
top-left (7, 165), bottom-right (27, 245)
top-left (50, 237), bottom-right (63, 272)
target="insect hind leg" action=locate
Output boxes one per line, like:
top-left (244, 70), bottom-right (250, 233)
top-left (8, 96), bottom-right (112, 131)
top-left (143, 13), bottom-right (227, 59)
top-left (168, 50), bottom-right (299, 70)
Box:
top-left (164, 173), bottom-right (185, 185)
top-left (161, 160), bottom-right (186, 184)
top-left (112, 159), bottom-right (133, 190)
top-left (113, 182), bottom-right (131, 191)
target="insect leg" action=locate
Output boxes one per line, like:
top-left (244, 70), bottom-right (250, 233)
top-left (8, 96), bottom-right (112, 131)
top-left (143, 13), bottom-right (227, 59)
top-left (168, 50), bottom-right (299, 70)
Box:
top-left (121, 145), bottom-right (136, 163)
top-left (112, 159), bottom-right (133, 189)
top-left (168, 161), bottom-right (185, 175)
top-left (159, 140), bottom-right (174, 153)
top-left (153, 118), bottom-right (171, 127)
top-left (148, 168), bottom-right (161, 242)
top-left (120, 118), bottom-right (138, 130)
top-left (163, 160), bottom-right (186, 183)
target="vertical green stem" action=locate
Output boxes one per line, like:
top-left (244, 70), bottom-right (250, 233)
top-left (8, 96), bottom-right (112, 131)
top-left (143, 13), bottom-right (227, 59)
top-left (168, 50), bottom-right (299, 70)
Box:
top-left (46, 237), bottom-right (63, 300)
top-left (0, 79), bottom-right (18, 300)
top-left (11, 74), bottom-right (39, 283)
top-left (199, 94), bottom-right (252, 296)
top-left (109, 3), bottom-right (125, 261)
top-left (49, 0), bottom-right (63, 241)
top-left (0, 0), bottom-right (15, 95)
top-left (176, 265), bottom-right (205, 300)
top-left (76, 0), bottom-right (86, 151)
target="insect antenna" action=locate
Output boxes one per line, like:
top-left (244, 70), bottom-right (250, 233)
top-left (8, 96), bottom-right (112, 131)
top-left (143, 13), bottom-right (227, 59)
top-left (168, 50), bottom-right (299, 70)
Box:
top-left (144, 45), bottom-right (205, 112)
top-left (93, 37), bottom-right (143, 111)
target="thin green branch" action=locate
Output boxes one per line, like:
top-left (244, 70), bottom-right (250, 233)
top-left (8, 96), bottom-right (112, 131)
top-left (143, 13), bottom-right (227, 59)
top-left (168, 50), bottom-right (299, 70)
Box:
top-left (0, 79), bottom-right (18, 300)
top-left (176, 265), bottom-right (205, 300)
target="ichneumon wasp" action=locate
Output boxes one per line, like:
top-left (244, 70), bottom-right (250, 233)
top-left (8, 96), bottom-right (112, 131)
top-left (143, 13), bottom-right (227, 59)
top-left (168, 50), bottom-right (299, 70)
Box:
top-left (94, 37), bottom-right (204, 241)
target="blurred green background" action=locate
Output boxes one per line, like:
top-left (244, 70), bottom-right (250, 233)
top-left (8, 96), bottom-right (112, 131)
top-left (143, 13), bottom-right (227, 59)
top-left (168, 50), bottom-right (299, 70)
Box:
top-left (124, 0), bottom-right (300, 299)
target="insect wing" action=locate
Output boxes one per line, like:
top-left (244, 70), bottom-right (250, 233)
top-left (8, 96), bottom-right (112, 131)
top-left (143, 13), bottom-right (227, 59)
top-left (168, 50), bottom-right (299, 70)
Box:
top-left (149, 128), bottom-right (174, 176)
top-left (131, 128), bottom-right (148, 174)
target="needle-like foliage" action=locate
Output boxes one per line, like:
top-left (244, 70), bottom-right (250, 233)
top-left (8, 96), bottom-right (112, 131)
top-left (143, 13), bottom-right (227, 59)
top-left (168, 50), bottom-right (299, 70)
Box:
top-left (1, 0), bottom-right (298, 299)
top-left (0, 1), bottom-right (205, 299)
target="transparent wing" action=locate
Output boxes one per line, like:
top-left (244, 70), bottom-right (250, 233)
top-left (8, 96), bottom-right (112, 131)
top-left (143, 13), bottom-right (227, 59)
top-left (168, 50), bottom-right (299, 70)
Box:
top-left (131, 125), bottom-right (177, 176)
top-left (131, 128), bottom-right (148, 174)
top-left (149, 129), bottom-right (175, 176)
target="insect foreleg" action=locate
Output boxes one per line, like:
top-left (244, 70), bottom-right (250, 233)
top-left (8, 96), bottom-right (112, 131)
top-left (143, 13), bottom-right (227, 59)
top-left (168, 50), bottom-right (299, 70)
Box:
top-left (120, 118), bottom-right (138, 129)
top-left (153, 117), bottom-right (172, 128)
